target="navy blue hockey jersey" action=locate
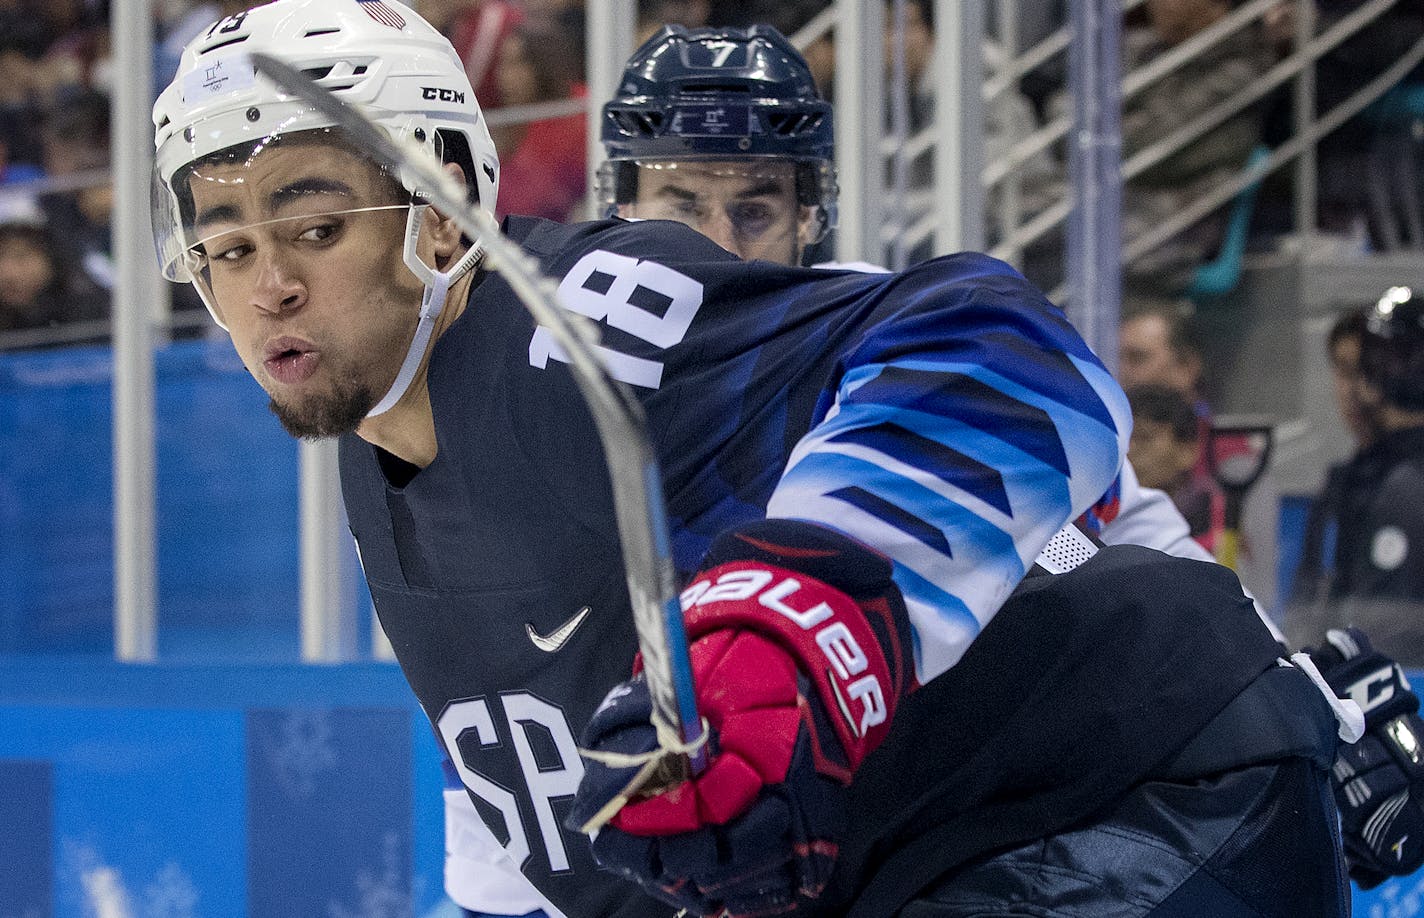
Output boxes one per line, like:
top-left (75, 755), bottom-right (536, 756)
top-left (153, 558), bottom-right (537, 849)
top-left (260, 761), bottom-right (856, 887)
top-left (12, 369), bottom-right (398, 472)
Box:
top-left (339, 216), bottom-right (1129, 916)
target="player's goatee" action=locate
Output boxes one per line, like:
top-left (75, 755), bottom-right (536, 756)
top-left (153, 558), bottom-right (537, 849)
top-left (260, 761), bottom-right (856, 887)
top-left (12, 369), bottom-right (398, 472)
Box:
top-left (269, 385), bottom-right (375, 440)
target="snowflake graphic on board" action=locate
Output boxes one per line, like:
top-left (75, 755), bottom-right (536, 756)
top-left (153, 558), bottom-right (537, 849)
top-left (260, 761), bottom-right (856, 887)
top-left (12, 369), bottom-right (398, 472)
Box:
top-left (1366, 871), bottom-right (1424, 918)
top-left (58, 836), bottom-right (135, 918)
top-left (328, 832), bottom-right (414, 918)
top-left (260, 709), bottom-right (339, 799)
top-left (143, 862), bottom-right (199, 918)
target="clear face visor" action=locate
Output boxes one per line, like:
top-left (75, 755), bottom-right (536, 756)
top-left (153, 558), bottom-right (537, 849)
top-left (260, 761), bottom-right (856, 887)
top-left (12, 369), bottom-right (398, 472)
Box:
top-left (152, 127), bottom-right (428, 325)
top-left (596, 158), bottom-right (833, 262)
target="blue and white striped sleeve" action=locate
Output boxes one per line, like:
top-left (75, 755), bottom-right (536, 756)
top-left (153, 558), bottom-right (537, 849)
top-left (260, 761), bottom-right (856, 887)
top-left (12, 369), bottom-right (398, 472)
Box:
top-left (765, 255), bottom-right (1131, 684)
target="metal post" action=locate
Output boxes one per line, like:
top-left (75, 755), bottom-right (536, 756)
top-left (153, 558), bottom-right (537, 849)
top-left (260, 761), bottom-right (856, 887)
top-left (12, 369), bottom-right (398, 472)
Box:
top-left (995, 0), bottom-right (1020, 55)
top-left (585, 0), bottom-right (636, 220)
top-left (887, 0), bottom-right (910, 270)
top-left (299, 439), bottom-right (357, 662)
top-left (933, 0), bottom-right (985, 254)
top-left (835, 0), bottom-right (885, 264)
top-left (1292, 0), bottom-right (1318, 239)
top-left (992, 0), bottom-right (1023, 265)
top-left (1065, 0), bottom-right (1122, 372)
top-left (113, 0), bottom-right (158, 661)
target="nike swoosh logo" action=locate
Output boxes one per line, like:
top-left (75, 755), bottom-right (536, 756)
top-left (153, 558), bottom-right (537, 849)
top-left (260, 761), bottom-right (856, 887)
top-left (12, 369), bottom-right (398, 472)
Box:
top-left (526, 606), bottom-right (591, 652)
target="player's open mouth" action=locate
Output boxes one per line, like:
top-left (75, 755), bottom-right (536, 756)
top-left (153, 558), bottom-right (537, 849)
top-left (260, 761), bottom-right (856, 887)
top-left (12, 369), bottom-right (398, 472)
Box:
top-left (263, 337), bottom-right (321, 385)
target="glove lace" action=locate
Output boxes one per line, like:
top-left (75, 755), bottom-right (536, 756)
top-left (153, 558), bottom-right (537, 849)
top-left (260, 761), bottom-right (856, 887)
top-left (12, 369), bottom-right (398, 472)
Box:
top-left (577, 717), bottom-right (711, 834)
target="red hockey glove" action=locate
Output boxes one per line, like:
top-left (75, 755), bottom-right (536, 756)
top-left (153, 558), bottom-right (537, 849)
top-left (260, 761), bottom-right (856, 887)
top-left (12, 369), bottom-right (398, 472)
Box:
top-left (567, 520), bottom-right (913, 917)
top-left (1313, 627), bottom-right (1424, 888)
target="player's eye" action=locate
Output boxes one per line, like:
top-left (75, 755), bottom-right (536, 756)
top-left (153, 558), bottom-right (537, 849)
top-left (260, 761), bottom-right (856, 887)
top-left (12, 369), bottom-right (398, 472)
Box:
top-left (670, 200), bottom-right (705, 221)
top-left (296, 221), bottom-right (340, 245)
top-left (209, 239), bottom-right (253, 263)
top-left (729, 202), bottom-right (776, 236)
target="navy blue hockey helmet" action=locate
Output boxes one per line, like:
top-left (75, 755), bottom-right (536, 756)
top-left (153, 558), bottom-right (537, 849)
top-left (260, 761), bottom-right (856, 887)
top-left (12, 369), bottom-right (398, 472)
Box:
top-left (598, 25), bottom-right (836, 223)
top-left (1361, 286), bottom-right (1424, 411)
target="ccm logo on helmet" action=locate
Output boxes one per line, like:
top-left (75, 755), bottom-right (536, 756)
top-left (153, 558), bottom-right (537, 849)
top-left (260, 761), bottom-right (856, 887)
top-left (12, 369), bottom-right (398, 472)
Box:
top-left (422, 86), bottom-right (466, 103)
top-left (682, 569), bottom-right (888, 737)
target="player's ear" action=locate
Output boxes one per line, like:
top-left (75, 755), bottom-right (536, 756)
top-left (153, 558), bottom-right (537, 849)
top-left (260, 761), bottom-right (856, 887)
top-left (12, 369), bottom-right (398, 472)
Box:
top-left (797, 204), bottom-right (827, 253)
top-left (424, 162), bottom-right (470, 261)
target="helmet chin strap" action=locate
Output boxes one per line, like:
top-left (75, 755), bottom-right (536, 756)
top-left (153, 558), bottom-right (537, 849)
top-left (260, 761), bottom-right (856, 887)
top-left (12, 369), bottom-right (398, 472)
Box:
top-left (366, 203), bottom-right (484, 419)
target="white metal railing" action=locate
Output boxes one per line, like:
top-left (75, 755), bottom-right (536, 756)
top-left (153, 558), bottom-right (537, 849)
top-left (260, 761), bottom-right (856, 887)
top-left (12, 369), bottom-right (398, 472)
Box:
top-left (979, 0), bottom-right (1412, 275)
top-left (791, 5), bottom-right (837, 50)
top-left (1124, 29), bottom-right (1424, 266)
top-left (1120, 0), bottom-right (1276, 102)
top-left (112, 0), bottom-right (158, 662)
top-left (483, 97), bottom-right (586, 129)
top-left (834, 0), bottom-right (886, 263)
top-left (0, 166), bottom-right (113, 204)
top-left (583, 0), bottom-right (636, 220)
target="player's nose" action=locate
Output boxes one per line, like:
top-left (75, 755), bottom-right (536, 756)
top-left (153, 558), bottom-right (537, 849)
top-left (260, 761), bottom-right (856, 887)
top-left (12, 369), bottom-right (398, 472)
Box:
top-left (249, 249), bottom-right (307, 316)
top-left (699, 209), bottom-right (742, 258)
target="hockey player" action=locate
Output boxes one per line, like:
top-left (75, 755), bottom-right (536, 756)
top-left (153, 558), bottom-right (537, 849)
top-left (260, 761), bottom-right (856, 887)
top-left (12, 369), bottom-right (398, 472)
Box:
top-left (448, 15), bottom-right (1253, 893)
top-left (593, 27), bottom-right (1424, 912)
top-left (152, 2), bottom-right (1354, 915)
top-left (598, 24), bottom-right (1232, 572)
top-left (598, 25), bottom-right (835, 269)
top-left (1287, 288), bottom-right (1424, 656)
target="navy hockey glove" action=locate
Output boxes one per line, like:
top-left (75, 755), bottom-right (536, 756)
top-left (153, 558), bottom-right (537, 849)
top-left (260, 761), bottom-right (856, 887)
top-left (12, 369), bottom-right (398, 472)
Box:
top-left (1313, 627), bottom-right (1424, 888)
top-left (568, 520), bottom-right (913, 918)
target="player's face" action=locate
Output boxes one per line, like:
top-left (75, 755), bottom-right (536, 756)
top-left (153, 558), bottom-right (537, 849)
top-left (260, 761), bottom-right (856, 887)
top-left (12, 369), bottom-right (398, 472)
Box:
top-left (1118, 315), bottom-right (1197, 394)
top-left (1330, 334), bottom-right (1375, 446)
top-left (622, 160), bottom-right (812, 265)
top-left (1128, 419), bottom-right (1197, 491)
top-left (0, 233), bottom-right (55, 309)
top-left (185, 141), bottom-right (425, 438)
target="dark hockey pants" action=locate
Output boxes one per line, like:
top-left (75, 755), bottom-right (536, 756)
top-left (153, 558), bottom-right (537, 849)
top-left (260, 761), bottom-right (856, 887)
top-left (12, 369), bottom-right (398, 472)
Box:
top-left (901, 755), bottom-right (1349, 917)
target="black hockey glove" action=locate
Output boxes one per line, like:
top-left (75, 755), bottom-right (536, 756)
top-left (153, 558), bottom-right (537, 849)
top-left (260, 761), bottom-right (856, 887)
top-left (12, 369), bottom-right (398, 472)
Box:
top-left (1313, 627), bottom-right (1424, 888)
top-left (567, 520), bottom-right (913, 918)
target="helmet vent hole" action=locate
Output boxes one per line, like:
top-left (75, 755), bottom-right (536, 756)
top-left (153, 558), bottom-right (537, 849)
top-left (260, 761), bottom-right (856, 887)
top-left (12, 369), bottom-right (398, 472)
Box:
top-left (299, 63), bottom-right (361, 92)
top-left (612, 111), bottom-right (663, 136)
top-left (681, 83), bottom-right (749, 95)
top-left (304, 28), bottom-right (341, 38)
top-left (201, 35), bottom-right (248, 54)
top-left (766, 112), bottom-right (821, 136)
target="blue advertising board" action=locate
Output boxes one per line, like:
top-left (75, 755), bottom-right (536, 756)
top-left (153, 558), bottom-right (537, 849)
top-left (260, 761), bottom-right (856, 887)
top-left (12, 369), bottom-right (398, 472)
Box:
top-left (0, 340), bottom-right (305, 658)
top-left (0, 659), bottom-right (445, 917)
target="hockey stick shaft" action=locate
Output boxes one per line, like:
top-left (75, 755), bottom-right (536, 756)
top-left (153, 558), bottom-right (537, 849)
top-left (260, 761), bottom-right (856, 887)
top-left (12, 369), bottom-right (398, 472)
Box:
top-left (248, 53), bottom-right (707, 778)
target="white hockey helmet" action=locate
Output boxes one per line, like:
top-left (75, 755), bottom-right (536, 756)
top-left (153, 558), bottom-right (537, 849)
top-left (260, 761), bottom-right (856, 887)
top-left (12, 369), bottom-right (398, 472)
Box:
top-left (151, 0), bottom-right (498, 301)
top-left (152, 0), bottom-right (499, 417)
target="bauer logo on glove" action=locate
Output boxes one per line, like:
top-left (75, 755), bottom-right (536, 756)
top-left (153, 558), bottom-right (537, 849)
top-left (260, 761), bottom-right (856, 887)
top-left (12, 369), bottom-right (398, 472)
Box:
top-left (681, 564), bottom-right (891, 745)
top-left (567, 520), bottom-right (914, 918)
